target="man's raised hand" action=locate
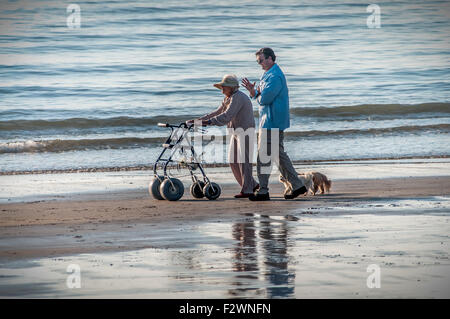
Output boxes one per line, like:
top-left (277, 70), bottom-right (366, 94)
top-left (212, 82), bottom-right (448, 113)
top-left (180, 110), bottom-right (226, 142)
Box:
top-left (241, 77), bottom-right (256, 98)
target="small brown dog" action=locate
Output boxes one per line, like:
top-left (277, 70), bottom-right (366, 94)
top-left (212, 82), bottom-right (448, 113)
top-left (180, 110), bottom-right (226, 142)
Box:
top-left (279, 171), bottom-right (331, 196)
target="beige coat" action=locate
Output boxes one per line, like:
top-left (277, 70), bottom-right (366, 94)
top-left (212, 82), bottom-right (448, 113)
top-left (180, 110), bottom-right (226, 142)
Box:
top-left (198, 89), bottom-right (257, 193)
top-left (199, 90), bottom-right (255, 130)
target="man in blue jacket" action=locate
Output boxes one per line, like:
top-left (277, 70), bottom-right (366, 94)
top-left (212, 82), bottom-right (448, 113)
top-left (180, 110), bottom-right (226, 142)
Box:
top-left (242, 47), bottom-right (307, 201)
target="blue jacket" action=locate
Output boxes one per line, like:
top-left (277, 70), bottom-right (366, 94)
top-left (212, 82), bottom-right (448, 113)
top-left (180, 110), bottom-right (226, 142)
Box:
top-left (253, 63), bottom-right (290, 130)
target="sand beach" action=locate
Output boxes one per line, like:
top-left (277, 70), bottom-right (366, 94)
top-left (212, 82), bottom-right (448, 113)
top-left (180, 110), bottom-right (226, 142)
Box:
top-left (0, 160), bottom-right (449, 298)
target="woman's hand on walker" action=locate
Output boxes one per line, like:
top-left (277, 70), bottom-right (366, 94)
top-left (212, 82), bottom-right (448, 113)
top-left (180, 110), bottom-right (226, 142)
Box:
top-left (186, 119), bottom-right (210, 126)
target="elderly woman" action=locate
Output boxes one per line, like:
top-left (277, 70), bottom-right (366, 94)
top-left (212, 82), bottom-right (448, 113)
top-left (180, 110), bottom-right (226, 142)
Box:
top-left (187, 74), bottom-right (258, 198)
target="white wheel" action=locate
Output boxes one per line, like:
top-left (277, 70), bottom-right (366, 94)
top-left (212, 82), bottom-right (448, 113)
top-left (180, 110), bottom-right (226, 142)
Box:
top-left (160, 178), bottom-right (184, 201)
top-left (149, 176), bottom-right (165, 200)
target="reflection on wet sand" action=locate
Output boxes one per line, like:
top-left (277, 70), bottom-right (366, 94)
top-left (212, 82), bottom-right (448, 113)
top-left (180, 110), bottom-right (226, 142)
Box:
top-left (0, 209), bottom-right (448, 298)
top-left (229, 216), bottom-right (295, 298)
top-left (229, 220), bottom-right (261, 298)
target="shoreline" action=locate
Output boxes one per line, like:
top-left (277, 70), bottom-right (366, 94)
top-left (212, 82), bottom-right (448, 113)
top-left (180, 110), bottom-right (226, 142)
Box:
top-left (1, 155), bottom-right (449, 176)
top-left (2, 158), bottom-right (450, 205)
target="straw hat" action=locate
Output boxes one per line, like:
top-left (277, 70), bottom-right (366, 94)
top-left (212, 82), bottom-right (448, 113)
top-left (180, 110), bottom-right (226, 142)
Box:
top-left (213, 74), bottom-right (239, 89)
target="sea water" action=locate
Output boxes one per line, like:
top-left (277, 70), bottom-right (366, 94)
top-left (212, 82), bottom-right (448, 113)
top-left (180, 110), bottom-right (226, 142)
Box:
top-left (1, 0), bottom-right (449, 173)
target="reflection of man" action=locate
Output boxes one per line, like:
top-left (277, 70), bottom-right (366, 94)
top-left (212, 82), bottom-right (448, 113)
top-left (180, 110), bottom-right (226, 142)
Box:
top-left (242, 47), bottom-right (307, 201)
top-left (229, 219), bottom-right (295, 298)
top-left (187, 74), bottom-right (258, 198)
top-left (259, 219), bottom-right (295, 298)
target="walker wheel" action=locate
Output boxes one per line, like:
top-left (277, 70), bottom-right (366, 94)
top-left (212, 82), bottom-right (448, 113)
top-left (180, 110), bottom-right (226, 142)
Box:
top-left (160, 178), bottom-right (184, 201)
top-left (190, 181), bottom-right (205, 199)
top-left (203, 182), bottom-right (221, 200)
top-left (149, 175), bottom-right (165, 200)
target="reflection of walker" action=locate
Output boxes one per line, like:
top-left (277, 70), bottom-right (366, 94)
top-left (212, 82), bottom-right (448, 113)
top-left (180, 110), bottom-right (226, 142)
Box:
top-left (149, 123), bottom-right (221, 201)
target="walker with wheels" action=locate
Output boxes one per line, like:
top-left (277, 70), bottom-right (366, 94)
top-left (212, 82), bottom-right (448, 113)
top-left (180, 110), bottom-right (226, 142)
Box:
top-left (149, 122), bottom-right (221, 201)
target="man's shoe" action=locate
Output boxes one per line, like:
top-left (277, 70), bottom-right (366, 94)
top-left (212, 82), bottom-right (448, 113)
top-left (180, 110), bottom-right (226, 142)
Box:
top-left (234, 192), bottom-right (253, 198)
top-left (249, 193), bottom-right (270, 201)
top-left (284, 186), bottom-right (307, 199)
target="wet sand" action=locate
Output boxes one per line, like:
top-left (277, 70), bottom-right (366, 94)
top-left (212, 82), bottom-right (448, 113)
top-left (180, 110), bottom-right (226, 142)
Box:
top-left (0, 175), bottom-right (449, 260)
top-left (0, 163), bottom-right (449, 298)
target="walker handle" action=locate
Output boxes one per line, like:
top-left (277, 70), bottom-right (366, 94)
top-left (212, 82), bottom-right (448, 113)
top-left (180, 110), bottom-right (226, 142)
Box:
top-left (157, 123), bottom-right (169, 127)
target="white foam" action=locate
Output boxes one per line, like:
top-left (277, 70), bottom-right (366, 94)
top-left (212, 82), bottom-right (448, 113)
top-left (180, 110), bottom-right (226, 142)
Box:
top-left (0, 140), bottom-right (46, 153)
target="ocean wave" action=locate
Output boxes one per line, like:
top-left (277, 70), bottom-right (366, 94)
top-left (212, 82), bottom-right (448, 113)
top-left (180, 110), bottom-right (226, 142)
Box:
top-left (2, 124), bottom-right (448, 154)
top-left (290, 103), bottom-right (450, 119)
top-left (0, 85), bottom-right (206, 97)
top-left (284, 124), bottom-right (450, 138)
top-left (0, 115), bottom-right (190, 131)
top-left (2, 102), bottom-right (449, 133)
top-left (0, 137), bottom-right (165, 154)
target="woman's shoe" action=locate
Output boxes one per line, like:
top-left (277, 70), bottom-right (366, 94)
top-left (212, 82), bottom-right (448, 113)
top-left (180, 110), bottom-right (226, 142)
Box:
top-left (234, 192), bottom-right (252, 198)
